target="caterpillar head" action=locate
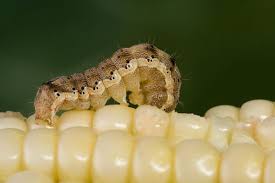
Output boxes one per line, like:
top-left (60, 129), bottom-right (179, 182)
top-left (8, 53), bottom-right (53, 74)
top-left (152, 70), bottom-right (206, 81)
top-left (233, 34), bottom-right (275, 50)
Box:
top-left (130, 43), bottom-right (182, 111)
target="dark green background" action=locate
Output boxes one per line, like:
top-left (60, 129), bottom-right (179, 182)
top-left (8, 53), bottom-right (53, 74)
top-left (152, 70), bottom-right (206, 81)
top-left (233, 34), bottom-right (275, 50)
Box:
top-left (0, 0), bottom-right (274, 117)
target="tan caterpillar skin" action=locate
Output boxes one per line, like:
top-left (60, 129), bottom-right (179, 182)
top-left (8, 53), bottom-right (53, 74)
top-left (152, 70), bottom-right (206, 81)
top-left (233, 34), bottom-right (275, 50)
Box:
top-left (34, 43), bottom-right (182, 125)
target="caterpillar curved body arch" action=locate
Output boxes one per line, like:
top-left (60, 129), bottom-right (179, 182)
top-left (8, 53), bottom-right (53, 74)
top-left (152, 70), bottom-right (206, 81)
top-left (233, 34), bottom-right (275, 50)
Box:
top-left (34, 43), bottom-right (182, 125)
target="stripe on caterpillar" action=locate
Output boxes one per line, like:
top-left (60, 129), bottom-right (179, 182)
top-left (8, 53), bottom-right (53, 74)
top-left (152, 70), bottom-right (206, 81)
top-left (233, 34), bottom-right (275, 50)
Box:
top-left (34, 43), bottom-right (182, 125)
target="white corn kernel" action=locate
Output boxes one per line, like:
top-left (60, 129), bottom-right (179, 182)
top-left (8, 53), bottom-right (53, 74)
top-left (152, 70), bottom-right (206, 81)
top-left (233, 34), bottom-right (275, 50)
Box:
top-left (169, 112), bottom-right (208, 145)
top-left (0, 112), bottom-right (27, 132)
top-left (92, 131), bottom-right (134, 183)
top-left (131, 137), bottom-right (172, 183)
top-left (264, 150), bottom-right (275, 183)
top-left (220, 143), bottom-right (264, 183)
top-left (175, 140), bottom-right (220, 183)
top-left (27, 114), bottom-right (58, 130)
top-left (205, 105), bottom-right (239, 121)
top-left (207, 116), bottom-right (234, 152)
top-left (58, 127), bottom-right (96, 182)
top-left (6, 170), bottom-right (53, 183)
top-left (230, 128), bottom-right (257, 145)
top-left (235, 121), bottom-right (255, 136)
top-left (240, 99), bottom-right (274, 123)
top-left (0, 111), bottom-right (25, 119)
top-left (134, 105), bottom-right (170, 137)
top-left (0, 129), bottom-right (24, 182)
top-left (23, 128), bottom-right (57, 180)
top-left (255, 117), bottom-right (275, 153)
top-left (93, 105), bottom-right (134, 134)
top-left (58, 110), bottom-right (94, 131)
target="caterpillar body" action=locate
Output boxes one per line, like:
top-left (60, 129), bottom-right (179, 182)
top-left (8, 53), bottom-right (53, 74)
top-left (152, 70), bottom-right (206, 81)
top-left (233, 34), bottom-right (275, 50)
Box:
top-left (34, 43), bottom-right (182, 125)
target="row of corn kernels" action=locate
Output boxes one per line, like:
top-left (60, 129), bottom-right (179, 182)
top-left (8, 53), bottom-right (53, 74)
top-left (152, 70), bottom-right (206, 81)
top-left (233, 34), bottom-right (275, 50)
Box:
top-left (2, 128), bottom-right (275, 183)
top-left (1, 99), bottom-right (274, 153)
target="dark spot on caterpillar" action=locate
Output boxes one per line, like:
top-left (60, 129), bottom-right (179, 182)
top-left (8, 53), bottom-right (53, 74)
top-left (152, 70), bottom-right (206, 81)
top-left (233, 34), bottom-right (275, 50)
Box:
top-left (170, 67), bottom-right (173, 71)
top-left (82, 92), bottom-right (85, 94)
top-left (110, 71), bottom-right (114, 75)
top-left (151, 55), bottom-right (155, 58)
top-left (54, 90), bottom-right (57, 92)
top-left (178, 79), bottom-right (180, 82)
top-left (72, 88), bottom-right (76, 90)
top-left (170, 57), bottom-right (176, 66)
top-left (93, 87), bottom-right (96, 90)
top-left (81, 86), bottom-right (85, 90)
top-left (126, 60), bottom-right (130, 63)
top-left (95, 81), bottom-right (98, 85)
top-left (57, 93), bottom-right (60, 96)
top-left (67, 77), bottom-right (70, 80)
top-left (117, 56), bottom-right (121, 58)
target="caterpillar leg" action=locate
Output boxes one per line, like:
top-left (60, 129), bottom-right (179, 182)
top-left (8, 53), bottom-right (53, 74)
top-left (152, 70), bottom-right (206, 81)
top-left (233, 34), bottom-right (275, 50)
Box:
top-left (128, 92), bottom-right (145, 105)
top-left (98, 59), bottom-right (128, 105)
top-left (89, 91), bottom-right (110, 110)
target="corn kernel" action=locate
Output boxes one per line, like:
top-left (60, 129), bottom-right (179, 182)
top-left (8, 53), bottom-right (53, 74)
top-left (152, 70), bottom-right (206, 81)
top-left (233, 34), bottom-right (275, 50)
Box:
top-left (58, 110), bottom-right (94, 131)
top-left (240, 99), bottom-right (274, 123)
top-left (134, 105), bottom-right (170, 137)
top-left (93, 105), bottom-right (134, 134)
top-left (6, 170), bottom-right (53, 183)
top-left (0, 129), bottom-right (25, 182)
top-left (205, 105), bottom-right (239, 121)
top-left (23, 128), bottom-right (57, 180)
top-left (220, 143), bottom-right (264, 183)
top-left (131, 136), bottom-right (172, 183)
top-left (58, 127), bottom-right (96, 182)
top-left (206, 116), bottom-right (234, 151)
top-left (255, 117), bottom-right (275, 153)
top-left (0, 112), bottom-right (27, 132)
top-left (92, 131), bottom-right (134, 183)
top-left (169, 112), bottom-right (208, 145)
top-left (175, 140), bottom-right (220, 183)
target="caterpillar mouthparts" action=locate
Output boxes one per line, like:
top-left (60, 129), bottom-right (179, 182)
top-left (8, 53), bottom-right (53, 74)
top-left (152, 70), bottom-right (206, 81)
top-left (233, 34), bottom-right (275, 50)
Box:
top-left (34, 43), bottom-right (182, 125)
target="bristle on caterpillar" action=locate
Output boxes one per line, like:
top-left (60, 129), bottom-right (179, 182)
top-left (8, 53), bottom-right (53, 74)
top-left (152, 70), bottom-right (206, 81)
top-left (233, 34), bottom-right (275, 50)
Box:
top-left (34, 43), bottom-right (182, 125)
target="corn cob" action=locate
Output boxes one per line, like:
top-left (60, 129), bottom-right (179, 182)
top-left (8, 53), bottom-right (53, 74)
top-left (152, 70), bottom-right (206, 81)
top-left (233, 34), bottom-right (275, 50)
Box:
top-left (0, 99), bottom-right (274, 183)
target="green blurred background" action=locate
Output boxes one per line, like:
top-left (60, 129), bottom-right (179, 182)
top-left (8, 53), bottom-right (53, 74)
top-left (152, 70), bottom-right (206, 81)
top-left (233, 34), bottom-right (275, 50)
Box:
top-left (0, 0), bottom-right (274, 116)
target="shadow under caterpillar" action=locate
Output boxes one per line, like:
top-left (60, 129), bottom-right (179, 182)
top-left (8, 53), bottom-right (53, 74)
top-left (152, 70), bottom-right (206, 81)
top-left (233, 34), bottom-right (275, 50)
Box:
top-left (34, 43), bottom-right (182, 125)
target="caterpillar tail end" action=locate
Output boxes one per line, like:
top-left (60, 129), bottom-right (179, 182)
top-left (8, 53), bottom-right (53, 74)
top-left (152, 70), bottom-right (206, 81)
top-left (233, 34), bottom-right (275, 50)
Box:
top-left (34, 85), bottom-right (56, 126)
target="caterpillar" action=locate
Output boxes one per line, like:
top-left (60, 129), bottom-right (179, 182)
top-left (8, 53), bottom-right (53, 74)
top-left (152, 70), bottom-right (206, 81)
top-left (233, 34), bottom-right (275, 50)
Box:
top-left (34, 43), bottom-right (182, 125)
